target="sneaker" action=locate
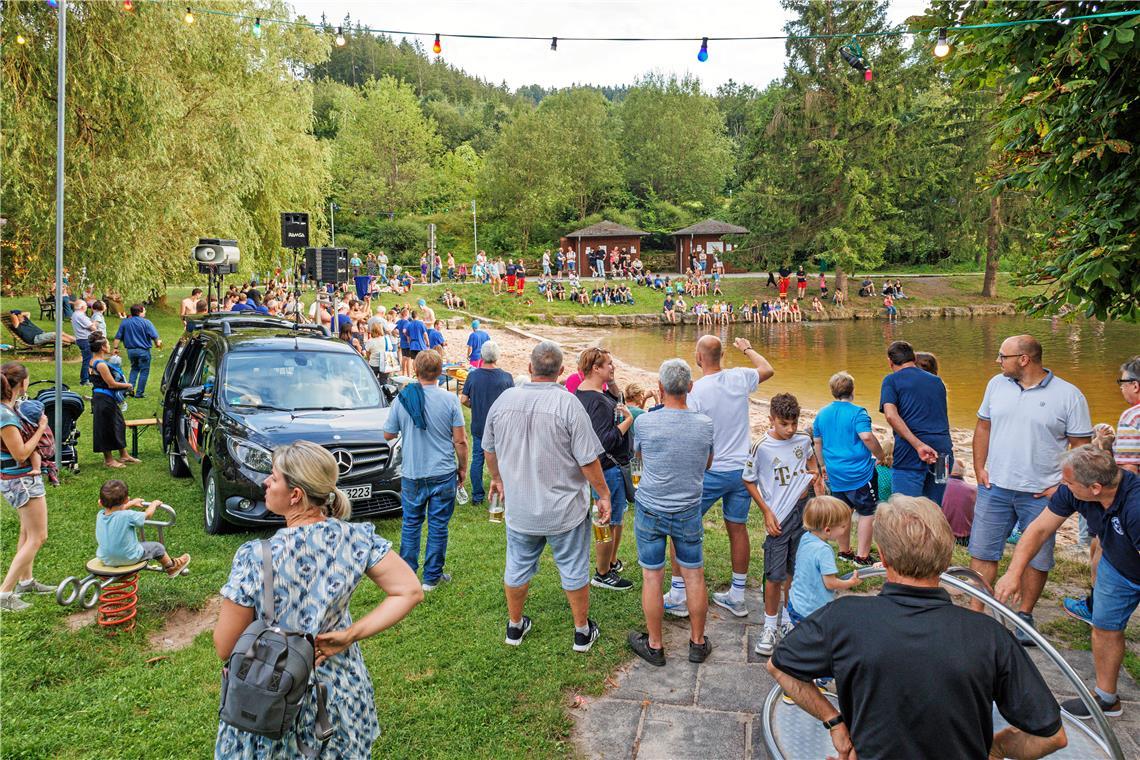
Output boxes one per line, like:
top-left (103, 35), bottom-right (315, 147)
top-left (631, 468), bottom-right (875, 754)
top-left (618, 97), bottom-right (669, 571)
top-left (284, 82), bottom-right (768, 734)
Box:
top-left (610, 558), bottom-right (624, 574)
top-left (628, 631), bottom-right (666, 666)
top-left (1013, 611), bottom-right (1037, 647)
top-left (0, 592), bottom-right (31, 612)
top-left (779, 620), bottom-right (795, 637)
top-left (853, 555), bottom-right (875, 568)
top-left (1061, 694), bottom-right (1123, 719)
top-left (754, 625), bottom-right (779, 656)
top-left (712, 591), bottom-right (749, 618)
top-left (505, 616), bottom-right (532, 646)
top-left (165, 554), bottom-right (191, 577)
top-left (1006, 529), bottom-right (1022, 545)
top-left (422, 572), bottom-right (452, 591)
top-left (1062, 596), bottom-right (1094, 627)
top-left (591, 570), bottom-right (633, 591)
top-left (688, 635), bottom-right (712, 663)
top-left (15, 578), bottom-right (56, 594)
top-left (574, 619), bottom-right (601, 653)
top-left (664, 593), bottom-right (690, 618)
top-left (837, 550), bottom-right (856, 562)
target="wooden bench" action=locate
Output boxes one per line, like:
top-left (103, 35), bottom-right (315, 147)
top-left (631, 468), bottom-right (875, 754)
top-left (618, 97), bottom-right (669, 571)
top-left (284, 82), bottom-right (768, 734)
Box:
top-left (38, 295), bottom-right (55, 321)
top-left (124, 418), bottom-right (159, 458)
top-left (1, 314), bottom-right (58, 356)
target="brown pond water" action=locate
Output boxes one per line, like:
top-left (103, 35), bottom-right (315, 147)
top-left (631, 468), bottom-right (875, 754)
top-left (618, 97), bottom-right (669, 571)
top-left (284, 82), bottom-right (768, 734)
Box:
top-left (601, 315), bottom-right (1139, 430)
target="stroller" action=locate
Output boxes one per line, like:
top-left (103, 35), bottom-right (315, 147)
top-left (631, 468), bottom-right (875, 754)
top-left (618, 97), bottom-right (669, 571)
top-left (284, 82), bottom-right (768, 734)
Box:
top-left (28, 381), bottom-right (85, 474)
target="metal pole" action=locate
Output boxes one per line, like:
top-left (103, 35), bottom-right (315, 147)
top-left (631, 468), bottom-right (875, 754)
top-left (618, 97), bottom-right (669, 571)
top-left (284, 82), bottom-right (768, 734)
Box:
top-left (53, 1), bottom-right (67, 471)
top-left (471, 200), bottom-right (478, 261)
top-left (330, 201), bottom-right (336, 246)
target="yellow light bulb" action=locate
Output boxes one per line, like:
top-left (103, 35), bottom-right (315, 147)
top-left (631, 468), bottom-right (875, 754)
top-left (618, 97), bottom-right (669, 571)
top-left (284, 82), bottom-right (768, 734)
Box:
top-left (16, 34), bottom-right (27, 45)
top-left (184, 7), bottom-right (195, 25)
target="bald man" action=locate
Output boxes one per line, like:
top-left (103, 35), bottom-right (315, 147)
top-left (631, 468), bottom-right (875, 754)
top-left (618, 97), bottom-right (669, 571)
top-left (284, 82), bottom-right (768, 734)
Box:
top-left (971, 334), bottom-right (1092, 644)
top-left (664, 335), bottom-right (775, 619)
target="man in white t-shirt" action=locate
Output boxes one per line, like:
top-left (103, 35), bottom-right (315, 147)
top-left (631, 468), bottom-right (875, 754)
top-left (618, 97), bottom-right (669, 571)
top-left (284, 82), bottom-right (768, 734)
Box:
top-left (664, 335), bottom-right (775, 619)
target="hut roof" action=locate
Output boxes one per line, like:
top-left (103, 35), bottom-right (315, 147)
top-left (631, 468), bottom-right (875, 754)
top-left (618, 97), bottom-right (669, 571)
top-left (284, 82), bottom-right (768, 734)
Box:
top-left (671, 219), bottom-right (749, 236)
top-left (564, 220), bottom-right (648, 238)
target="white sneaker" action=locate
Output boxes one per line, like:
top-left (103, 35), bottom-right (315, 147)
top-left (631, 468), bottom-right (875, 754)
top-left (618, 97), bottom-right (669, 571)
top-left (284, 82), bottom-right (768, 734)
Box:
top-left (663, 593), bottom-right (690, 618)
top-left (0, 592), bottom-right (31, 612)
top-left (779, 620), bottom-right (795, 637)
top-left (422, 572), bottom-right (452, 592)
top-left (713, 591), bottom-right (749, 618)
top-left (754, 625), bottom-right (779, 656)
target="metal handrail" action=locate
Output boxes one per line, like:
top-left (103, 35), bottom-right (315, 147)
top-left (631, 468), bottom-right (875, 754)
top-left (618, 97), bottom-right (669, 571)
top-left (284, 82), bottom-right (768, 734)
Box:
top-left (763, 566), bottom-right (1123, 760)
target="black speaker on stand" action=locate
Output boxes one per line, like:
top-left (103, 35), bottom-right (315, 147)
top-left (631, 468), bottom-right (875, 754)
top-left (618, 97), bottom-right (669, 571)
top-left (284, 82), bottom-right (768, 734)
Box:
top-left (304, 247), bottom-right (349, 285)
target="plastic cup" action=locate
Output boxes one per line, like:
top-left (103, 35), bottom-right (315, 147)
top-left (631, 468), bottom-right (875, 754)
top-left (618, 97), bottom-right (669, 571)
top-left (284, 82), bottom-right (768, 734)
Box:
top-left (933, 453), bottom-right (950, 484)
top-left (488, 494), bottom-right (504, 524)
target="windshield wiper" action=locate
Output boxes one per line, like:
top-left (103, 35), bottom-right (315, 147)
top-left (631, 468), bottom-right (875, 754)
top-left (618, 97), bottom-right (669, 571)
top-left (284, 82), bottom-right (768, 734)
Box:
top-left (229, 403), bottom-right (293, 412)
top-left (289, 406), bottom-right (352, 412)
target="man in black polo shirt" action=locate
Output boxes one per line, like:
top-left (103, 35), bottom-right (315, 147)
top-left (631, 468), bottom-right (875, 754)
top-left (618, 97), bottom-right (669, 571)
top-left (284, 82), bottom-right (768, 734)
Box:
top-left (997, 445), bottom-right (1140, 719)
top-left (769, 495), bottom-right (1067, 760)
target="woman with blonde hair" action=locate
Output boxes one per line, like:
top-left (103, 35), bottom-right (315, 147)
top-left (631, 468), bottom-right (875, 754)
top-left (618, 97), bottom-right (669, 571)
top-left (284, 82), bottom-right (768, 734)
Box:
top-left (213, 441), bottom-right (422, 758)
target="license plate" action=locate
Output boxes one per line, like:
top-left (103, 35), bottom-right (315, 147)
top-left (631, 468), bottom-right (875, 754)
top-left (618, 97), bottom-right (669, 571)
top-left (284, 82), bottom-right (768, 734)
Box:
top-left (344, 485), bottom-right (372, 500)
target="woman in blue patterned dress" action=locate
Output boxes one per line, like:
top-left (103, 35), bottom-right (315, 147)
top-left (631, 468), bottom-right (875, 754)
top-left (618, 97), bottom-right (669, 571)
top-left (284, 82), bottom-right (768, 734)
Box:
top-left (213, 441), bottom-right (423, 758)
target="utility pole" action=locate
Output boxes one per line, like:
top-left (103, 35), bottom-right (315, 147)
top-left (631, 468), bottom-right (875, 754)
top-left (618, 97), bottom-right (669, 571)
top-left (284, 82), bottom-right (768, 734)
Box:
top-left (330, 201), bottom-right (338, 246)
top-left (53, 1), bottom-right (68, 471)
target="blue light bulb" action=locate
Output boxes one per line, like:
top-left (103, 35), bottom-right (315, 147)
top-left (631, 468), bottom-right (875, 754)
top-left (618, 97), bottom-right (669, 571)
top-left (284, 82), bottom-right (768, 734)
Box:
top-left (697, 37), bottom-right (709, 62)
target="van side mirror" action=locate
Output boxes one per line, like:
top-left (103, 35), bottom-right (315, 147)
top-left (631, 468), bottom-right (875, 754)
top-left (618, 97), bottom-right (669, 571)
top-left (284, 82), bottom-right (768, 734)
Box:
top-left (179, 386), bottom-right (204, 405)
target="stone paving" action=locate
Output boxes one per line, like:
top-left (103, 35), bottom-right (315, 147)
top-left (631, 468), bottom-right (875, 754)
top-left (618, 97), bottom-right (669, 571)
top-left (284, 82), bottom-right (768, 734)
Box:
top-left (572, 603), bottom-right (1140, 759)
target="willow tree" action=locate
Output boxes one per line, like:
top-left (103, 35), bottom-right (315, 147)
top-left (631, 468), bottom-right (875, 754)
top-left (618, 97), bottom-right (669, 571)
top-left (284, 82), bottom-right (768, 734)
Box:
top-left (1, 1), bottom-right (330, 298)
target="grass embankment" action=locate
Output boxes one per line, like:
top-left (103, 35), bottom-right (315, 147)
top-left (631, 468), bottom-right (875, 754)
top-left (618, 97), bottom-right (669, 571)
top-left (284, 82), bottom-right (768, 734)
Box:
top-left (0, 286), bottom-right (1128, 759)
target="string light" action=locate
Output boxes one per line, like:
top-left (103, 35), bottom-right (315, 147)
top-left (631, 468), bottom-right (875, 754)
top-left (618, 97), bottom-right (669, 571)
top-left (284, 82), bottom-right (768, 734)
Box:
top-left (839, 37), bottom-right (872, 82)
top-left (550, 36), bottom-right (557, 52)
top-left (933, 28), bottom-right (950, 58)
top-left (123, 0), bottom-right (134, 11)
top-left (253, 17), bottom-right (262, 37)
top-left (184, 6), bottom-right (194, 25)
top-left (16, 34), bottom-right (27, 45)
top-left (335, 26), bottom-right (346, 47)
top-left (697, 37), bottom-right (708, 62)
top-left (432, 33), bottom-right (441, 54)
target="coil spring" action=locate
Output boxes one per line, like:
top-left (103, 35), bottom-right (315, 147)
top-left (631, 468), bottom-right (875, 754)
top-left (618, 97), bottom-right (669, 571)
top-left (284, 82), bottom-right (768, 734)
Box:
top-left (96, 572), bottom-right (139, 631)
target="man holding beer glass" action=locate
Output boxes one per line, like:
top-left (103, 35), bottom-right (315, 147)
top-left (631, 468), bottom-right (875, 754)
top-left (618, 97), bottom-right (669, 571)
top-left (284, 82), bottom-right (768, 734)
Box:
top-left (626, 359), bottom-right (715, 666)
top-left (483, 341), bottom-right (612, 652)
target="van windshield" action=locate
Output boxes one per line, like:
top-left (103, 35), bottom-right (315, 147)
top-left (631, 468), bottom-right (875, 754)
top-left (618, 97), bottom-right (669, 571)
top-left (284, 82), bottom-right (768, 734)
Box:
top-left (221, 351), bottom-right (382, 411)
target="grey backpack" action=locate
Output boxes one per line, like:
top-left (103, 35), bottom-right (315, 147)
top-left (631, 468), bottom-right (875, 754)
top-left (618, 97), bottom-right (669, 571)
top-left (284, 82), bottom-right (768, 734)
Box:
top-left (219, 540), bottom-right (333, 755)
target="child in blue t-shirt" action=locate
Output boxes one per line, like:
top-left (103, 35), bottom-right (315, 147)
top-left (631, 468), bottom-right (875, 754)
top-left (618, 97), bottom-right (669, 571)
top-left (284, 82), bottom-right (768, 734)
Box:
top-left (787, 496), bottom-right (866, 625)
top-left (95, 479), bottom-right (190, 576)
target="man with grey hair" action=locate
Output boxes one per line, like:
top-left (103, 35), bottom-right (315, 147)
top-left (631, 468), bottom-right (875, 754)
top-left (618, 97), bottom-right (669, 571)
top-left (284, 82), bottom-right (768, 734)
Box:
top-left (460, 340), bottom-right (513, 506)
top-left (482, 340), bottom-right (612, 652)
top-left (996, 445), bottom-right (1140, 719)
top-left (627, 359), bottom-right (715, 666)
top-left (970, 333), bottom-right (1092, 643)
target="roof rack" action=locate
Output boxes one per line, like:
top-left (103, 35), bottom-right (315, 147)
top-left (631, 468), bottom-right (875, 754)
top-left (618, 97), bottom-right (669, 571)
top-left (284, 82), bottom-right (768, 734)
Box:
top-left (187, 313), bottom-right (331, 337)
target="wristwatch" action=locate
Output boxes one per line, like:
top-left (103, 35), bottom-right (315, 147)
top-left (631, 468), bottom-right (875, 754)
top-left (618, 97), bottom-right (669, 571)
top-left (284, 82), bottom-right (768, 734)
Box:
top-left (822, 714), bottom-right (844, 730)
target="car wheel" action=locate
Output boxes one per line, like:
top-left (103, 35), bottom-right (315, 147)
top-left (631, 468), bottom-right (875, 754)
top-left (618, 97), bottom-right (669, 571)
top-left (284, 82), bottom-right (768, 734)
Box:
top-left (168, 450), bottom-right (191, 478)
top-left (203, 468), bottom-right (229, 535)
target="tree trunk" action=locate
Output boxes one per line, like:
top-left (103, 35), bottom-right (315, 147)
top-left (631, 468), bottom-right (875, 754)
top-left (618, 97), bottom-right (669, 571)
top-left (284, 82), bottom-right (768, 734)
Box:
top-left (835, 267), bottom-right (848, 298)
top-left (982, 194), bottom-right (1001, 298)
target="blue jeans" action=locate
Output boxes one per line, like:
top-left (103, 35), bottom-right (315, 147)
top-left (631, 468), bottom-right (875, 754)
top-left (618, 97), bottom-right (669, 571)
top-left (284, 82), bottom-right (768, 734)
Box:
top-left (470, 434), bottom-right (486, 504)
top-left (399, 473), bottom-right (457, 583)
top-left (77, 339), bottom-right (92, 384)
top-left (126, 348), bottom-right (152, 396)
top-left (891, 458), bottom-right (952, 506)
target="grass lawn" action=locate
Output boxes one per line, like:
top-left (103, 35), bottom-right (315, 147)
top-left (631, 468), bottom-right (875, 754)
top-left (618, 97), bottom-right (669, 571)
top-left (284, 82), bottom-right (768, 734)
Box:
top-left (1, 284), bottom-right (1126, 758)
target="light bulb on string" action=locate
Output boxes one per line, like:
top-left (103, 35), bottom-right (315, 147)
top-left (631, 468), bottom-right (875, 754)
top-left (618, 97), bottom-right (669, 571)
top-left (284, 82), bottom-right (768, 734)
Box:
top-left (335, 26), bottom-right (346, 47)
top-left (697, 37), bottom-right (708, 62)
top-left (184, 7), bottom-right (194, 25)
top-left (432, 33), bottom-right (441, 54)
top-left (122, 0), bottom-right (134, 10)
top-left (933, 28), bottom-right (950, 58)
top-left (16, 34), bottom-right (27, 44)
top-left (864, 69), bottom-right (873, 82)
top-left (550, 36), bottom-right (557, 52)
top-left (253, 17), bottom-right (262, 37)
top-left (44, 0), bottom-right (58, 8)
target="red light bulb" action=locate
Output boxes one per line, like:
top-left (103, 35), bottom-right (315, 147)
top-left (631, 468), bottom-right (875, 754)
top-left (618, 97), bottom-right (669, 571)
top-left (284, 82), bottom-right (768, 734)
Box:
top-left (864, 69), bottom-right (873, 82)
top-left (123, 0), bottom-right (134, 10)
top-left (432, 34), bottom-right (441, 54)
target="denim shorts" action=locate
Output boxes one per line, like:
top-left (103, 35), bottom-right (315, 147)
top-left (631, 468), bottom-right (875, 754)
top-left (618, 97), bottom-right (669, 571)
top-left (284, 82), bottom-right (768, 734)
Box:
top-left (635, 503), bottom-right (704, 570)
top-left (968, 485), bottom-right (1055, 571)
top-left (504, 516), bottom-right (591, 591)
top-left (700, 469), bottom-right (752, 524)
top-left (786, 599), bottom-right (805, 626)
top-left (1092, 556), bottom-right (1140, 632)
top-left (592, 464), bottom-right (628, 526)
top-left (1, 475), bottom-right (46, 509)
top-left (763, 499), bottom-right (807, 582)
top-left (833, 478), bottom-right (878, 517)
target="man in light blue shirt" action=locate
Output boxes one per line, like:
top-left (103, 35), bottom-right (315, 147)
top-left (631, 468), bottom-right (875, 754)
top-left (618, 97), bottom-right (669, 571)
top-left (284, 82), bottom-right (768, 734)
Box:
top-left (383, 350), bottom-right (468, 591)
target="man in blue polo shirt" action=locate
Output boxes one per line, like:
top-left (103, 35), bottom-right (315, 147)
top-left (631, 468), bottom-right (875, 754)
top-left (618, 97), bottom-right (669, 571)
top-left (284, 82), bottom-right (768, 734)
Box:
top-left (880, 340), bottom-right (953, 503)
top-left (997, 445), bottom-right (1139, 719)
top-left (112, 303), bottom-right (161, 398)
top-left (230, 293), bottom-right (256, 312)
top-left (403, 310), bottom-right (429, 357)
top-left (466, 320), bottom-right (490, 368)
top-left (972, 334), bottom-right (1092, 643)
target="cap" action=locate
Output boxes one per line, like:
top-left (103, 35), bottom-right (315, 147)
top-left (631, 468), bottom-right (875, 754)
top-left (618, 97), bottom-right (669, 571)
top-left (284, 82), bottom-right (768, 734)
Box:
top-left (471, 320), bottom-right (480, 329)
top-left (417, 299), bottom-right (426, 306)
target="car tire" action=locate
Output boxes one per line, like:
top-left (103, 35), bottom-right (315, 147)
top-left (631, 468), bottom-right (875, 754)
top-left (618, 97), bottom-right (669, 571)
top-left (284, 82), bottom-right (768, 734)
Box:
top-left (168, 450), bottom-right (191, 478)
top-left (203, 467), bottom-right (230, 535)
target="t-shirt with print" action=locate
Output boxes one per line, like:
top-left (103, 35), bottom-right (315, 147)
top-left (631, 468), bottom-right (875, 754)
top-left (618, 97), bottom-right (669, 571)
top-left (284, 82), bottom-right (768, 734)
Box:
top-left (1048, 470), bottom-right (1140, 583)
top-left (743, 432), bottom-right (816, 523)
top-left (96, 509), bottom-right (146, 565)
top-left (1116, 404), bottom-right (1140, 469)
top-left (879, 366), bottom-right (952, 471)
top-left (790, 531), bottom-right (839, 618)
top-left (688, 367), bottom-right (761, 472)
top-left (633, 408), bottom-right (713, 514)
top-left (812, 400), bottom-right (875, 492)
top-left (382, 385), bottom-right (463, 479)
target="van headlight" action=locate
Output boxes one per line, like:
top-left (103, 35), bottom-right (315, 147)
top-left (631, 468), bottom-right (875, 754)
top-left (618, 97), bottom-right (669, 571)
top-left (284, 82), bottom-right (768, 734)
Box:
top-left (228, 438), bottom-right (273, 473)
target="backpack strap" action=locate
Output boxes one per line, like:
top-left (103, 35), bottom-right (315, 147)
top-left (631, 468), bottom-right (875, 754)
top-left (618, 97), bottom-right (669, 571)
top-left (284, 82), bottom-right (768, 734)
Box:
top-left (260, 539), bottom-right (275, 627)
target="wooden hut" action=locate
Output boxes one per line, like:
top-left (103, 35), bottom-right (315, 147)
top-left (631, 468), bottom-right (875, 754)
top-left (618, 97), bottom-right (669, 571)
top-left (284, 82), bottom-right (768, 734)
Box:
top-left (672, 219), bottom-right (749, 273)
top-left (559, 220), bottom-right (648, 274)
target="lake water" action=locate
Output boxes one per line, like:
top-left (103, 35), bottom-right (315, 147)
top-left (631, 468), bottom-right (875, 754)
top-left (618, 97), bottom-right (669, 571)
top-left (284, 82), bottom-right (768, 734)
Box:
top-left (602, 315), bottom-right (1140, 430)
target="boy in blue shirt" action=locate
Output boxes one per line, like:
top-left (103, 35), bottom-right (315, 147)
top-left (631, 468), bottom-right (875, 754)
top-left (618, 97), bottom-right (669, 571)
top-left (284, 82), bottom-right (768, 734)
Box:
top-left (96, 480), bottom-right (189, 576)
top-left (788, 495), bottom-right (866, 625)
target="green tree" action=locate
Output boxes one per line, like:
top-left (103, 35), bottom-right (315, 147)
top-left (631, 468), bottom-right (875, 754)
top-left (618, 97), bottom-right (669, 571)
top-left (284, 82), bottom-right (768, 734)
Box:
top-left (618, 74), bottom-right (734, 206)
top-left (537, 89), bottom-right (623, 220)
top-left (1, 1), bottom-right (330, 297)
top-left (930, 1), bottom-right (1140, 320)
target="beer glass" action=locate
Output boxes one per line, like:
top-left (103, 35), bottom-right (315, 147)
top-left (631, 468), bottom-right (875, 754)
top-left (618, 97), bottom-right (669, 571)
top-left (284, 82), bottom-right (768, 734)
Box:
top-left (488, 493), bottom-right (504, 523)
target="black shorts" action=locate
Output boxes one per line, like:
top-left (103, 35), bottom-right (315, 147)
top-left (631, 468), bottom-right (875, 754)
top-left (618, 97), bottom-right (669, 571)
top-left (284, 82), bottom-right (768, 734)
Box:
top-left (763, 497), bottom-right (807, 582)
top-left (404, 348), bottom-right (420, 360)
top-left (834, 478), bottom-right (879, 517)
